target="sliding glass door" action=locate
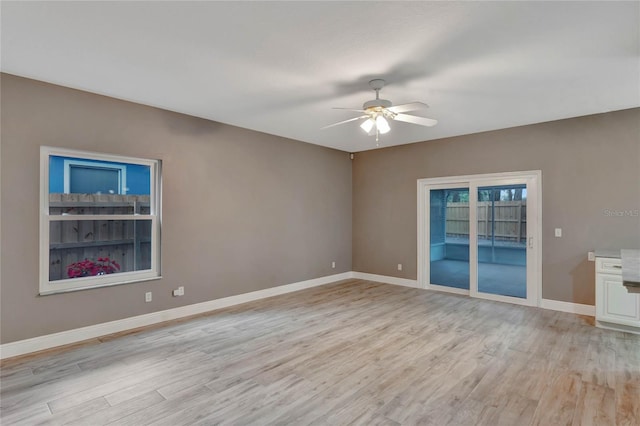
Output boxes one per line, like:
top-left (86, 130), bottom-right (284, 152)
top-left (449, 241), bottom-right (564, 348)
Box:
top-left (419, 171), bottom-right (540, 307)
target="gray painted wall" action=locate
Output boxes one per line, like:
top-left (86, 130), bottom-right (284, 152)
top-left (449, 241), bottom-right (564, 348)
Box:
top-left (353, 108), bottom-right (640, 305)
top-left (0, 74), bottom-right (352, 344)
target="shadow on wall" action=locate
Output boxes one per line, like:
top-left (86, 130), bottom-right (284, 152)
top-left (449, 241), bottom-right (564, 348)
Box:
top-left (570, 257), bottom-right (596, 306)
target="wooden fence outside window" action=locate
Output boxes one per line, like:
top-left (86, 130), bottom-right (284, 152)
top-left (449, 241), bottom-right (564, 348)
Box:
top-left (48, 193), bottom-right (152, 281)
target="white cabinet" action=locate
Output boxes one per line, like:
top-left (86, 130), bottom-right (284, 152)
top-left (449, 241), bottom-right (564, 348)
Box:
top-left (595, 257), bottom-right (640, 333)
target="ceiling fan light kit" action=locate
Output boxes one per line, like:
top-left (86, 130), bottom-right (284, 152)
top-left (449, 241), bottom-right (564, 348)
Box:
top-left (375, 115), bottom-right (390, 134)
top-left (324, 79), bottom-right (438, 146)
top-left (360, 118), bottom-right (374, 133)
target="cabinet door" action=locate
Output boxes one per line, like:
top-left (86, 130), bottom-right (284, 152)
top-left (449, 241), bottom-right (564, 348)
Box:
top-left (596, 273), bottom-right (640, 326)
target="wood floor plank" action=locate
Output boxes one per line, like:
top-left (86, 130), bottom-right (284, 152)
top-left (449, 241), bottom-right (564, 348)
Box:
top-left (42, 395), bottom-right (110, 425)
top-left (108, 384), bottom-right (222, 426)
top-left (0, 400), bottom-right (51, 425)
top-left (573, 382), bottom-right (616, 426)
top-left (65, 390), bottom-right (166, 426)
top-left (479, 393), bottom-right (538, 426)
top-left (616, 382), bottom-right (640, 426)
top-left (1, 279), bottom-right (639, 425)
top-left (530, 372), bottom-right (582, 426)
top-left (580, 340), bottom-right (618, 389)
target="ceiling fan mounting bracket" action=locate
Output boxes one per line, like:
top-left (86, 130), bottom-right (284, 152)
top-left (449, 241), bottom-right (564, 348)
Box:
top-left (368, 79), bottom-right (386, 91)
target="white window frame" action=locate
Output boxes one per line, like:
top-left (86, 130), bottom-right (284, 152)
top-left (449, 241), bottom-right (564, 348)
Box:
top-left (63, 158), bottom-right (127, 194)
top-left (40, 147), bottom-right (162, 295)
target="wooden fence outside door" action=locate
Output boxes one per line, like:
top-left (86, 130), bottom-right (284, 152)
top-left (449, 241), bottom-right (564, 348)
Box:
top-left (445, 201), bottom-right (527, 242)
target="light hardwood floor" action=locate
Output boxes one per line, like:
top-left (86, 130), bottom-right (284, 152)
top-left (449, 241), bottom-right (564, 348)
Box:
top-left (1, 279), bottom-right (639, 425)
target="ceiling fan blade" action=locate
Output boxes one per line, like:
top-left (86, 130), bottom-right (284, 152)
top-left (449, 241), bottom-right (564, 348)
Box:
top-left (387, 102), bottom-right (429, 114)
top-left (321, 115), bottom-right (368, 130)
top-left (393, 114), bottom-right (438, 127)
top-left (332, 107), bottom-right (366, 113)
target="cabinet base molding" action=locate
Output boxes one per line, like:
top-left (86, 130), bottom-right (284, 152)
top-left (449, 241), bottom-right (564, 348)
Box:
top-left (596, 320), bottom-right (640, 335)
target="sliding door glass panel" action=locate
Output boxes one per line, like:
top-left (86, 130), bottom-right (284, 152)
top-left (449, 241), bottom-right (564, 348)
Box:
top-left (477, 185), bottom-right (527, 298)
top-left (430, 188), bottom-right (470, 289)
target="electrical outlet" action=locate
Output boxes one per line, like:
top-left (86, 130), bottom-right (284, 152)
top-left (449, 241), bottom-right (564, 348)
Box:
top-left (588, 251), bottom-right (595, 261)
top-left (397, 263), bottom-right (403, 271)
top-left (555, 228), bottom-right (562, 237)
top-left (173, 286), bottom-right (185, 297)
top-left (331, 261), bottom-right (336, 269)
top-left (145, 292), bottom-right (152, 302)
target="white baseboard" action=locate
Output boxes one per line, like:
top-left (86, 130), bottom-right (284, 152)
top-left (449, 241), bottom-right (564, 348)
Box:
top-left (353, 272), bottom-right (596, 317)
top-left (352, 272), bottom-right (420, 288)
top-left (540, 298), bottom-right (595, 316)
top-left (0, 272), bottom-right (352, 360)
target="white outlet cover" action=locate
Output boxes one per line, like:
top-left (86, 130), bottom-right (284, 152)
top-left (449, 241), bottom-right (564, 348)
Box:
top-left (555, 228), bottom-right (562, 237)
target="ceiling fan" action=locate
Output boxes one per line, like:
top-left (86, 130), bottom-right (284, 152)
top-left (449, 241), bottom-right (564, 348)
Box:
top-left (322, 79), bottom-right (437, 145)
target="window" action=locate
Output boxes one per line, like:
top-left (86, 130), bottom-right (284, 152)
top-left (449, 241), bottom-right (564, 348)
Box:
top-left (40, 147), bottom-right (161, 294)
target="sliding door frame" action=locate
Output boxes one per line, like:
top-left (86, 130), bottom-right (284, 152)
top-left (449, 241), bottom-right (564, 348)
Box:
top-left (417, 170), bottom-right (542, 307)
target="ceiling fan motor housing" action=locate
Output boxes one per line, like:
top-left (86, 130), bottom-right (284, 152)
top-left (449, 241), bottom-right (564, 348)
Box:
top-left (363, 98), bottom-right (392, 111)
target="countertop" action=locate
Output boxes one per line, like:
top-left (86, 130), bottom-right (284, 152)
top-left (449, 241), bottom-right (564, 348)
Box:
top-left (594, 248), bottom-right (622, 259)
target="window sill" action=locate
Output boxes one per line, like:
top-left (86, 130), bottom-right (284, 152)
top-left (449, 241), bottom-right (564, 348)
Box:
top-left (39, 275), bottom-right (162, 296)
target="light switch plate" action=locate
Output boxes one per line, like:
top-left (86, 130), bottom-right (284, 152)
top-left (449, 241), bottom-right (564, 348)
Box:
top-left (555, 228), bottom-right (562, 237)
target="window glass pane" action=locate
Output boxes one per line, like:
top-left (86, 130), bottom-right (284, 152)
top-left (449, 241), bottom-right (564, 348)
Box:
top-left (49, 155), bottom-right (151, 215)
top-left (69, 165), bottom-right (120, 194)
top-left (49, 219), bottom-right (152, 282)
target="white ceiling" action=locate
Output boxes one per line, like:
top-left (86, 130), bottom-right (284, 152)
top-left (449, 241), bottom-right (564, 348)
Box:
top-left (2, 2), bottom-right (639, 152)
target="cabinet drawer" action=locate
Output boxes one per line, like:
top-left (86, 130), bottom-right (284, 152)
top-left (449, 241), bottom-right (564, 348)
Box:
top-left (596, 257), bottom-right (622, 275)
